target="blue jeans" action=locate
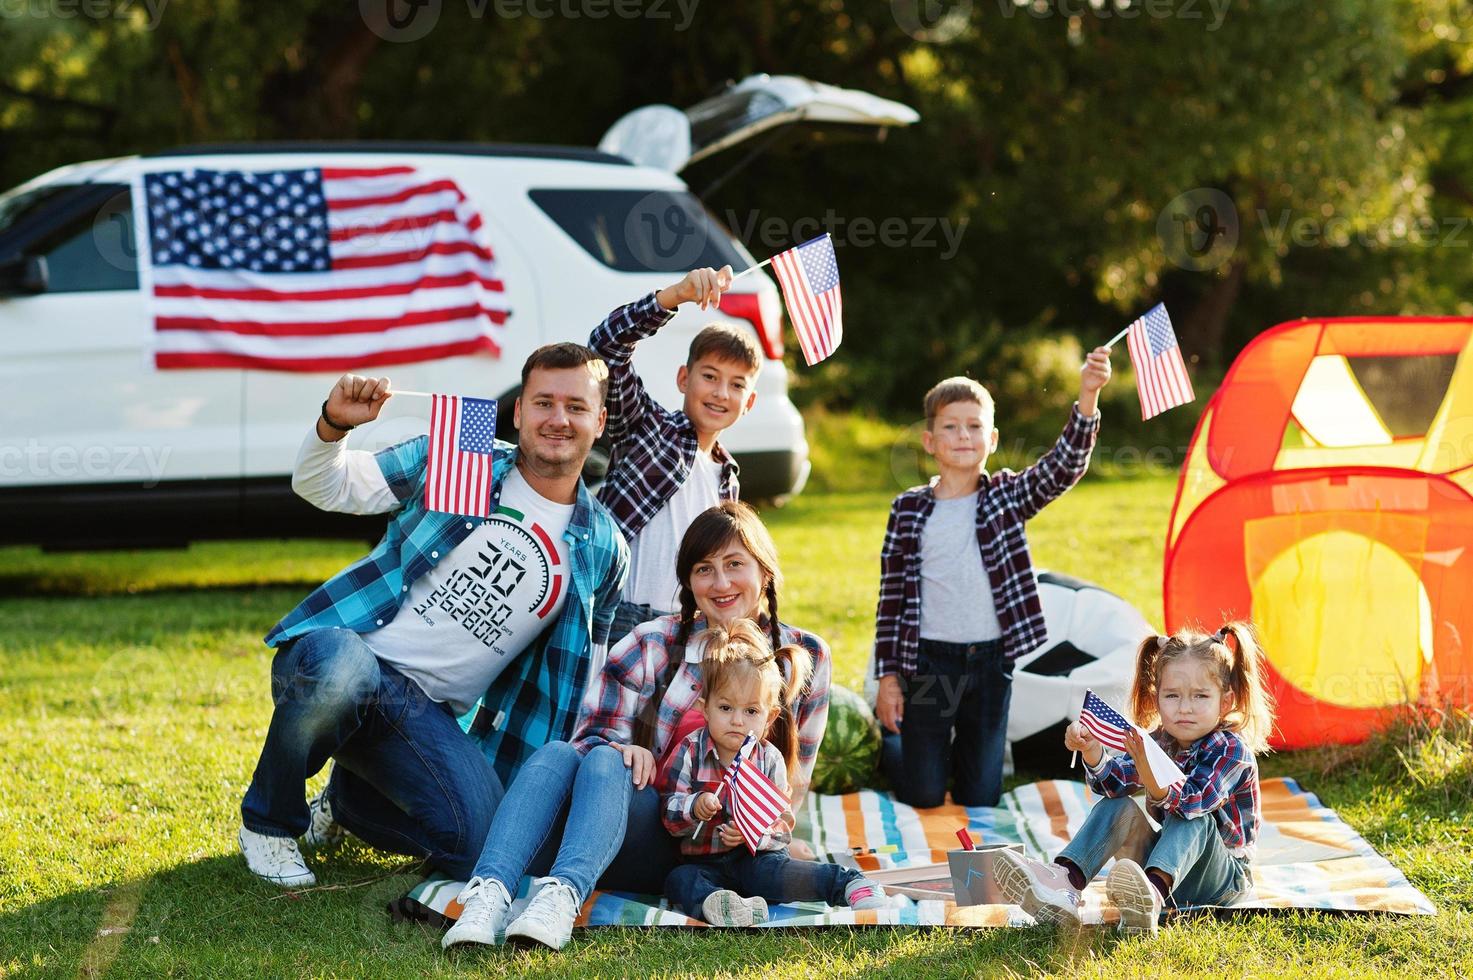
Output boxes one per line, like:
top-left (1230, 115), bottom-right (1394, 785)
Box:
top-left (666, 848), bottom-right (863, 919)
top-left (1058, 795), bottom-right (1250, 907)
top-left (239, 628), bottom-right (503, 879)
top-left (609, 600), bottom-right (671, 649)
top-left (600, 782), bottom-right (683, 893)
top-left (469, 740), bottom-right (634, 901)
top-left (880, 638), bottom-right (1013, 807)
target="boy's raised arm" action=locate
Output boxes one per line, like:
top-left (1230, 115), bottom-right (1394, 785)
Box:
top-left (587, 267), bottom-right (733, 443)
top-left (1007, 346), bottom-right (1111, 520)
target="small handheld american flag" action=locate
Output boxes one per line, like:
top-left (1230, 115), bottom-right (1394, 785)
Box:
top-left (770, 233), bottom-right (843, 367)
top-left (720, 732), bottom-right (790, 854)
top-left (1124, 304), bottom-right (1194, 420)
top-left (426, 394), bottom-right (498, 517)
top-left (1080, 689), bottom-right (1131, 752)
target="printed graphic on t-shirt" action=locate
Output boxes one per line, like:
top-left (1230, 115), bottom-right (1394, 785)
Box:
top-left (409, 503), bottom-right (564, 652)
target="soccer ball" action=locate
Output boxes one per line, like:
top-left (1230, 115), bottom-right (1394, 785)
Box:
top-left (1008, 570), bottom-right (1154, 776)
top-left (860, 569), bottom-right (1154, 779)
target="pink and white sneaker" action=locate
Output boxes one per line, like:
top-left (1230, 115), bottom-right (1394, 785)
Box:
top-left (993, 850), bottom-right (1083, 927)
top-left (843, 878), bottom-right (889, 911)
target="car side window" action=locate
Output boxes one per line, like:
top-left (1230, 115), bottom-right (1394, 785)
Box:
top-left (19, 186), bottom-right (138, 293)
top-left (529, 188), bottom-right (745, 273)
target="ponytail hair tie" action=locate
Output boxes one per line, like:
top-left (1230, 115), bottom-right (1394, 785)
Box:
top-left (1156, 635), bottom-right (1170, 651)
top-left (1213, 626), bottom-right (1237, 653)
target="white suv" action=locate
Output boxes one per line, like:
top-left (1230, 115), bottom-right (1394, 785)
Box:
top-left (0, 75), bottom-right (916, 549)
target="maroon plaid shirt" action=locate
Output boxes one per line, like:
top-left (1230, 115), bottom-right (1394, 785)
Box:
top-left (589, 292), bottom-right (740, 541)
top-left (872, 404), bottom-right (1100, 677)
top-left (571, 614), bottom-right (830, 811)
top-left (660, 727), bottom-right (793, 856)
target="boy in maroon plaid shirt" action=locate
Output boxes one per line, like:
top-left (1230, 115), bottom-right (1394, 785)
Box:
top-left (589, 267), bottom-right (766, 643)
top-left (874, 347), bottom-right (1112, 807)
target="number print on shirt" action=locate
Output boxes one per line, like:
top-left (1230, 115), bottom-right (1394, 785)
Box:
top-left (411, 505), bottom-right (564, 648)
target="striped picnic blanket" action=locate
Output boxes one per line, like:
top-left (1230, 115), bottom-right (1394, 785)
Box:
top-left (402, 776), bottom-right (1434, 928)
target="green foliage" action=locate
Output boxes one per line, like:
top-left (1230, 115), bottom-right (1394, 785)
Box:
top-left (4, 1), bottom-right (1473, 418)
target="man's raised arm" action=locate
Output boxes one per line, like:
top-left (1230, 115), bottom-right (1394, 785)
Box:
top-left (292, 374), bottom-right (400, 515)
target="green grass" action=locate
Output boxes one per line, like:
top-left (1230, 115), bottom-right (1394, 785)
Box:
top-left (2, 470), bottom-right (1470, 977)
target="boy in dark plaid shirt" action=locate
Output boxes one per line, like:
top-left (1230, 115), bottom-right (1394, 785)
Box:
top-left (589, 267), bottom-right (765, 642)
top-left (874, 347), bottom-right (1112, 807)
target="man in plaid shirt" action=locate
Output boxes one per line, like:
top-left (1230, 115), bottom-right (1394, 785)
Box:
top-left (589, 267), bottom-right (764, 642)
top-left (238, 346), bottom-right (627, 890)
top-left (874, 349), bottom-right (1112, 808)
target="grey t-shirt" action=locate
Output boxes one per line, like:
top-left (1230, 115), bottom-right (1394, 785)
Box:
top-left (918, 491), bottom-right (1003, 643)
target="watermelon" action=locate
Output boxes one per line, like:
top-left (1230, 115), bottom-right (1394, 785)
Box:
top-left (811, 683), bottom-right (882, 794)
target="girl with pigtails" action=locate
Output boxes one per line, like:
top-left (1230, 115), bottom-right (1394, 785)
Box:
top-left (995, 622), bottom-right (1277, 938)
top-left (444, 502), bottom-right (834, 951)
top-left (659, 620), bottom-right (886, 925)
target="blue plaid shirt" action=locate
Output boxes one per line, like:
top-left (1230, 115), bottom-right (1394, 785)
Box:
top-left (1085, 728), bottom-right (1261, 858)
top-left (264, 435), bottom-right (629, 783)
top-left (590, 292), bottom-right (740, 541)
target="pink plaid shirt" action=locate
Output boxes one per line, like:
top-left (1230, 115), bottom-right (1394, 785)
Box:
top-left (571, 614), bottom-right (830, 811)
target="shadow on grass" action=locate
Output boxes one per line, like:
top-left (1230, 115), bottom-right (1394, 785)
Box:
top-left (2, 848), bottom-right (1118, 979)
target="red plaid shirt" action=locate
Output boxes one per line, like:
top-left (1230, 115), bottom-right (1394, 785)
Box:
top-left (1085, 728), bottom-right (1261, 858)
top-left (872, 404), bottom-right (1100, 677)
top-left (589, 292), bottom-right (740, 541)
top-left (571, 614), bottom-right (830, 811)
top-left (660, 727), bottom-right (793, 856)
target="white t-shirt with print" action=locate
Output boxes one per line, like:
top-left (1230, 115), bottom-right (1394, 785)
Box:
top-left (623, 449), bottom-right (722, 611)
top-left (363, 467), bottom-right (573, 714)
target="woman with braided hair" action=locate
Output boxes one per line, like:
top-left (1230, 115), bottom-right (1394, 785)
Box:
top-left (443, 501), bottom-right (832, 951)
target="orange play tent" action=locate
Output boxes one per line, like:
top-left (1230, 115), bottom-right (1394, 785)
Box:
top-left (1164, 317), bottom-right (1473, 749)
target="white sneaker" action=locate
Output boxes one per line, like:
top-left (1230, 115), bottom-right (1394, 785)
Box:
top-left (1106, 859), bottom-right (1163, 937)
top-left (701, 889), bottom-right (769, 927)
top-left (302, 791), bottom-right (344, 848)
top-left (993, 849), bottom-right (1082, 927)
top-left (238, 825), bottom-right (315, 888)
top-left (844, 877), bottom-right (890, 911)
top-left (441, 876), bottom-right (513, 950)
top-left (504, 877), bottom-right (581, 950)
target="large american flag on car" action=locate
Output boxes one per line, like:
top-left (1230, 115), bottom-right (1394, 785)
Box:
top-left (139, 166), bottom-right (509, 371)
